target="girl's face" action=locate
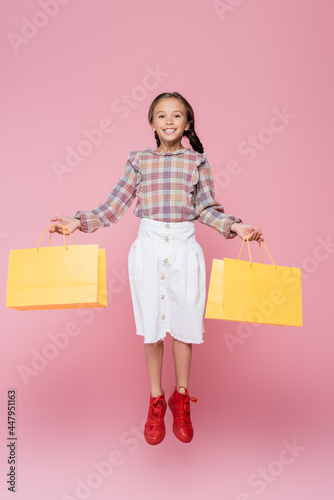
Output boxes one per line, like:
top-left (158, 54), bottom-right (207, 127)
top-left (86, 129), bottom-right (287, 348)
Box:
top-left (151, 97), bottom-right (189, 148)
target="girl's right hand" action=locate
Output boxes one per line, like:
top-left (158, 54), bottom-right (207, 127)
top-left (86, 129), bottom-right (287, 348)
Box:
top-left (49, 215), bottom-right (81, 235)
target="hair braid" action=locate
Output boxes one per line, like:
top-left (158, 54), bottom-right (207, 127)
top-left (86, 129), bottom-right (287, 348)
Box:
top-left (184, 124), bottom-right (204, 154)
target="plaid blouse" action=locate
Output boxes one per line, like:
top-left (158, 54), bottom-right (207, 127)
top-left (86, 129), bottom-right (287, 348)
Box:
top-left (73, 147), bottom-right (243, 239)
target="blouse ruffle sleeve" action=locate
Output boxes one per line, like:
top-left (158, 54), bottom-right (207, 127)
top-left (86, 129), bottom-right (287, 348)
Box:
top-left (194, 152), bottom-right (243, 239)
top-left (73, 151), bottom-right (139, 233)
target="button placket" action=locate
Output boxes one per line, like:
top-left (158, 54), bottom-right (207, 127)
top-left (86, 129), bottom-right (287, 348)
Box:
top-left (160, 224), bottom-right (170, 324)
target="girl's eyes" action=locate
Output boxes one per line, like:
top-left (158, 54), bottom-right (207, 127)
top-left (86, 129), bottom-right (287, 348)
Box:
top-left (158, 114), bottom-right (181, 118)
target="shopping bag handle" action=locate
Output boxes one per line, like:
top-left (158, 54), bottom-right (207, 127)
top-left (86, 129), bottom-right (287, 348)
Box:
top-left (237, 235), bottom-right (277, 270)
top-left (36, 224), bottom-right (75, 252)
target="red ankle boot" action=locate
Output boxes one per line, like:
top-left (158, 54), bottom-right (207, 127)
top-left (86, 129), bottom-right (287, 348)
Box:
top-left (144, 391), bottom-right (167, 445)
top-left (168, 386), bottom-right (198, 443)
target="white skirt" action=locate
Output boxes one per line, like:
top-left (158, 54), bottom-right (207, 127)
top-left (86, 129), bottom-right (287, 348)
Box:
top-left (128, 218), bottom-right (206, 344)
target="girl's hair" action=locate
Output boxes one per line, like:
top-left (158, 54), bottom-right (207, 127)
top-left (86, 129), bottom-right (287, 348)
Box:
top-left (148, 92), bottom-right (204, 153)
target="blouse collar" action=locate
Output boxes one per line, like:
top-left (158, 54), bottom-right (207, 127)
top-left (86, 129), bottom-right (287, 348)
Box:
top-left (146, 146), bottom-right (190, 156)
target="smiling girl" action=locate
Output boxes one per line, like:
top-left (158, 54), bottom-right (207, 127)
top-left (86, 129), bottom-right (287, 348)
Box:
top-left (50, 91), bottom-right (263, 445)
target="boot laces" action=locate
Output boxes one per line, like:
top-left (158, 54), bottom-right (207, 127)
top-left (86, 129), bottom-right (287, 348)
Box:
top-left (176, 386), bottom-right (197, 426)
top-left (148, 394), bottom-right (166, 427)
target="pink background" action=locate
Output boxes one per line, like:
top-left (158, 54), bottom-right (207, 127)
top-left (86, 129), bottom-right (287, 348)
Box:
top-left (1, 1), bottom-right (333, 499)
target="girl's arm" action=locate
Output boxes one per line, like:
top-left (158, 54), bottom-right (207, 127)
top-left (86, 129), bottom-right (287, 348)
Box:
top-left (73, 152), bottom-right (138, 233)
top-left (194, 156), bottom-right (243, 239)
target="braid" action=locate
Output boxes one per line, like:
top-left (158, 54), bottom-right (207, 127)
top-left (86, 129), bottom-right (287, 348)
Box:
top-left (154, 130), bottom-right (161, 148)
top-left (184, 125), bottom-right (204, 154)
top-left (148, 92), bottom-right (204, 154)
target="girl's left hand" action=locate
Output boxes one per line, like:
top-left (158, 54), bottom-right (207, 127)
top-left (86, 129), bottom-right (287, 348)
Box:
top-left (231, 223), bottom-right (264, 242)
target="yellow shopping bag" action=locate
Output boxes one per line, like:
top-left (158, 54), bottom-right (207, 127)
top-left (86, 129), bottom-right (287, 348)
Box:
top-left (205, 236), bottom-right (302, 326)
top-left (6, 224), bottom-right (107, 310)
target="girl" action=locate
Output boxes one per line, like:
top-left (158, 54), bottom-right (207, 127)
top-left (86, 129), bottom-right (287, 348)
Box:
top-left (50, 91), bottom-right (263, 446)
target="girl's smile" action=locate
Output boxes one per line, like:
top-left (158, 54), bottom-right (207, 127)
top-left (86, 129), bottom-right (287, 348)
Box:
top-left (163, 128), bottom-right (176, 135)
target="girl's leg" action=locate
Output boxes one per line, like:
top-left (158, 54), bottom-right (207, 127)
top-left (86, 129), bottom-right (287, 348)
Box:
top-left (172, 338), bottom-right (192, 394)
top-left (144, 339), bottom-right (164, 397)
